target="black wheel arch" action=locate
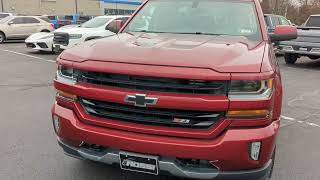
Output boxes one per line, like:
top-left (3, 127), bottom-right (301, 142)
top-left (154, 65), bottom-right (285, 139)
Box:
top-left (0, 31), bottom-right (6, 38)
top-left (40, 29), bottom-right (51, 32)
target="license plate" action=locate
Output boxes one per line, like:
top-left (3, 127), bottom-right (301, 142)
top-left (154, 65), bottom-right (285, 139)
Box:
top-left (120, 151), bottom-right (159, 175)
top-left (299, 47), bottom-right (308, 51)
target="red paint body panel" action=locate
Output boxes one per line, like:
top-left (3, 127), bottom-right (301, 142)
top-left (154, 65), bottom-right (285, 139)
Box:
top-left (51, 0), bottom-right (283, 174)
top-left (54, 81), bottom-right (230, 111)
top-left (58, 59), bottom-right (231, 80)
top-left (60, 34), bottom-right (266, 73)
top-left (53, 103), bottom-right (279, 171)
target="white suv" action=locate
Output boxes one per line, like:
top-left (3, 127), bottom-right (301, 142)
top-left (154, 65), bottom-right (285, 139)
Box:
top-left (53, 15), bottom-right (130, 52)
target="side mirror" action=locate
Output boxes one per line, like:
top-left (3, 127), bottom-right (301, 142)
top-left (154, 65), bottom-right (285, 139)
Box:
top-left (106, 20), bottom-right (125, 33)
top-left (269, 25), bottom-right (297, 42)
top-left (8, 21), bottom-right (14, 25)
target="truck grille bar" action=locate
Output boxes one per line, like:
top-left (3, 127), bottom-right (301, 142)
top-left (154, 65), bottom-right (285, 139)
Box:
top-left (54, 33), bottom-right (69, 46)
top-left (77, 71), bottom-right (228, 95)
top-left (80, 98), bottom-right (223, 129)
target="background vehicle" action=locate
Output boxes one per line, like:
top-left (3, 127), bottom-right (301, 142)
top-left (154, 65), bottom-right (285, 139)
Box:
top-left (76, 15), bottom-right (95, 24)
top-left (47, 15), bottom-right (85, 29)
top-left (25, 24), bottom-right (79, 52)
top-left (53, 15), bottom-right (130, 52)
top-left (25, 32), bottom-right (54, 52)
top-left (264, 14), bottom-right (291, 33)
top-left (0, 12), bottom-right (14, 19)
top-left (52, 0), bottom-right (297, 179)
top-left (264, 14), bottom-right (293, 55)
top-left (0, 16), bottom-right (54, 43)
top-left (279, 14), bottom-right (320, 64)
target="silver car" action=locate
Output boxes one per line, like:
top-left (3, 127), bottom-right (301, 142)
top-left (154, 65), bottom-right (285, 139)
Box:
top-left (0, 16), bottom-right (54, 43)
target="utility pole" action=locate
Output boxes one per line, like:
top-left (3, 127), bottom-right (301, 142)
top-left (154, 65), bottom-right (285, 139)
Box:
top-left (1, 0), bottom-right (4, 12)
top-left (75, 0), bottom-right (78, 14)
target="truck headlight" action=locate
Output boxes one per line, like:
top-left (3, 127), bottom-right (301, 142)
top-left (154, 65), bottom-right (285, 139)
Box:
top-left (69, 34), bottom-right (82, 39)
top-left (56, 65), bottom-right (77, 85)
top-left (228, 79), bottom-right (274, 100)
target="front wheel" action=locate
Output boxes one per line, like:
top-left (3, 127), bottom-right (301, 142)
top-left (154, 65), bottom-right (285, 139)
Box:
top-left (0, 32), bottom-right (5, 44)
top-left (284, 54), bottom-right (298, 64)
top-left (308, 55), bottom-right (320, 60)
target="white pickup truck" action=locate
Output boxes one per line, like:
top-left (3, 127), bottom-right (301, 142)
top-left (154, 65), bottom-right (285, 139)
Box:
top-left (53, 15), bottom-right (130, 52)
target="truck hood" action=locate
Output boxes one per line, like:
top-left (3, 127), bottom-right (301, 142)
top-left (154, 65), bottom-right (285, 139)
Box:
top-left (61, 32), bottom-right (266, 73)
top-left (54, 27), bottom-right (112, 35)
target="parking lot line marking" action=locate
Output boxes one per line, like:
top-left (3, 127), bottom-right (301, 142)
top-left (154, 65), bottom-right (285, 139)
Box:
top-left (0, 49), bottom-right (56, 63)
top-left (280, 115), bottom-right (320, 128)
top-left (280, 115), bottom-right (295, 121)
top-left (306, 123), bottom-right (320, 128)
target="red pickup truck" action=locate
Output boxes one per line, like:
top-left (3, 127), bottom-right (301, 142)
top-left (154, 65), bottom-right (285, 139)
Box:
top-left (52, 0), bottom-right (297, 179)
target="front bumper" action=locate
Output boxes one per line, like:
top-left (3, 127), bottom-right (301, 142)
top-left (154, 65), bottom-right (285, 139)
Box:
top-left (279, 41), bottom-right (320, 56)
top-left (52, 102), bottom-right (278, 178)
top-left (53, 38), bottom-right (84, 50)
top-left (58, 138), bottom-right (272, 180)
top-left (25, 41), bottom-right (52, 52)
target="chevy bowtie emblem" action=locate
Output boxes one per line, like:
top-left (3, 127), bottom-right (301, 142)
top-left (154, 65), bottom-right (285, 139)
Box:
top-left (125, 94), bottom-right (158, 107)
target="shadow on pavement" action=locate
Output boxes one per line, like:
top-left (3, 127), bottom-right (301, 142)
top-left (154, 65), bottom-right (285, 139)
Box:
top-left (287, 58), bottom-right (320, 70)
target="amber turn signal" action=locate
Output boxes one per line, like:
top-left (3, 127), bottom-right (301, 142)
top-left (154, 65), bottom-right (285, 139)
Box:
top-left (56, 90), bottom-right (77, 101)
top-left (226, 109), bottom-right (270, 118)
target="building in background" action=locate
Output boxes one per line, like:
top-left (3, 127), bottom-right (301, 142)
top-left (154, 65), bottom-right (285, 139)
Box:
top-left (0, 0), bottom-right (144, 16)
top-left (102, 0), bottom-right (144, 15)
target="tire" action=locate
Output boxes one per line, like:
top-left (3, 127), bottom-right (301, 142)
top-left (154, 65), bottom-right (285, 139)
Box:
top-left (264, 148), bottom-right (276, 180)
top-left (308, 55), bottom-right (320, 60)
top-left (284, 54), bottom-right (298, 64)
top-left (0, 32), bottom-right (5, 44)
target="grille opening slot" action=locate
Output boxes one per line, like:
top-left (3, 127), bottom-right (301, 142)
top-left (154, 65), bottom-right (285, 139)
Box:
top-left (80, 98), bottom-right (224, 129)
top-left (76, 71), bottom-right (228, 95)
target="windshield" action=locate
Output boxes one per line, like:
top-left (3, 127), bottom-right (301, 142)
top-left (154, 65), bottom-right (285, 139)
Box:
top-left (126, 0), bottom-right (261, 41)
top-left (0, 14), bottom-right (9, 19)
top-left (305, 16), bottom-right (320, 27)
top-left (80, 17), bottom-right (112, 28)
top-left (48, 16), bottom-right (56, 20)
top-left (0, 16), bottom-right (11, 23)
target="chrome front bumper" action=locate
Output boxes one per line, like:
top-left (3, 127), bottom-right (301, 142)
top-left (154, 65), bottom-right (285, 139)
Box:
top-left (279, 41), bottom-right (320, 56)
top-left (58, 139), bottom-right (272, 180)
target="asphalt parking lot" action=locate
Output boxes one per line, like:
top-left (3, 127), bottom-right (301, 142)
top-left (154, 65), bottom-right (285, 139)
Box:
top-left (0, 42), bottom-right (320, 180)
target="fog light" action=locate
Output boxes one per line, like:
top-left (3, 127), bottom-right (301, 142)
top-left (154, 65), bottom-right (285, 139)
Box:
top-left (250, 142), bottom-right (261, 161)
top-left (53, 115), bottom-right (60, 134)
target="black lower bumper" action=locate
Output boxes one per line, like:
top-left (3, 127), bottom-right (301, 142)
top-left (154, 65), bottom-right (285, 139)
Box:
top-left (58, 139), bottom-right (272, 180)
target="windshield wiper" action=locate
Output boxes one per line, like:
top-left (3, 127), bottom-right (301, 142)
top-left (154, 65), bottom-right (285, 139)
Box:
top-left (178, 32), bottom-right (223, 36)
top-left (128, 30), bottom-right (225, 36)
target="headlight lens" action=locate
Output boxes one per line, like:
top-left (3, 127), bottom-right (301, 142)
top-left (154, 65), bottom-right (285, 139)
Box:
top-left (69, 34), bottom-right (82, 39)
top-left (56, 65), bottom-right (77, 84)
top-left (229, 79), bottom-right (274, 99)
